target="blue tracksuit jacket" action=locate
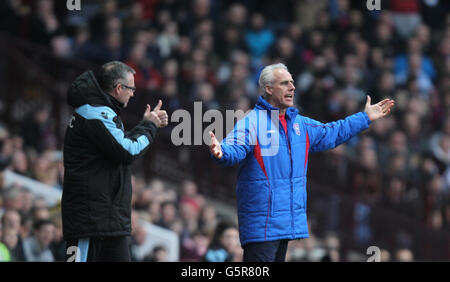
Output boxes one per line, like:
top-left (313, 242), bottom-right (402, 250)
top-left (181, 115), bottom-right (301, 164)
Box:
top-left (213, 96), bottom-right (371, 246)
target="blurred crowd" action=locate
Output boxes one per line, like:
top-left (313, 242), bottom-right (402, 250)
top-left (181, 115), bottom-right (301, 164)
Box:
top-left (0, 0), bottom-right (450, 261)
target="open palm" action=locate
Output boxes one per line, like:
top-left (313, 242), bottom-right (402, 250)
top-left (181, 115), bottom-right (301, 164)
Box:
top-left (364, 96), bottom-right (395, 121)
top-left (209, 131), bottom-right (223, 159)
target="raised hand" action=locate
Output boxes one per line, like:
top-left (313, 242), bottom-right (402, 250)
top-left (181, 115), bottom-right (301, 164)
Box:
top-left (364, 95), bottom-right (395, 121)
top-left (155, 100), bottom-right (168, 128)
top-left (209, 131), bottom-right (223, 159)
top-left (143, 100), bottom-right (168, 128)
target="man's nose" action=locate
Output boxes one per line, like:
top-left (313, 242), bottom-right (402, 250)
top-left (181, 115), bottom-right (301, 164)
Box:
top-left (289, 82), bottom-right (295, 91)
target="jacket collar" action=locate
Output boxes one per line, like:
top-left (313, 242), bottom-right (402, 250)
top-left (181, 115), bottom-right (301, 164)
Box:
top-left (255, 96), bottom-right (298, 120)
top-left (109, 94), bottom-right (124, 115)
top-left (67, 70), bottom-right (124, 116)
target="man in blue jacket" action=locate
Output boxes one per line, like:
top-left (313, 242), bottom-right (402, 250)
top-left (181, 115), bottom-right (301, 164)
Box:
top-left (209, 63), bottom-right (395, 262)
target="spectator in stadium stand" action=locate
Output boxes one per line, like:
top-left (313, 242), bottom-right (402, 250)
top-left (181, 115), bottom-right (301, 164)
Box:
top-left (209, 63), bottom-right (395, 262)
top-left (0, 238), bottom-right (11, 262)
top-left (144, 245), bottom-right (169, 262)
top-left (156, 201), bottom-right (178, 230)
top-left (49, 216), bottom-right (66, 262)
top-left (180, 229), bottom-right (209, 261)
top-left (1, 209), bottom-right (26, 261)
top-left (20, 106), bottom-right (55, 153)
top-left (22, 219), bottom-right (55, 262)
top-left (28, 0), bottom-right (63, 47)
top-left (203, 219), bottom-right (240, 262)
top-left (61, 61), bottom-right (168, 262)
top-left (125, 42), bottom-right (163, 92)
top-left (390, 0), bottom-right (422, 40)
top-left (244, 12), bottom-right (275, 63)
top-left (129, 222), bottom-right (149, 261)
top-left (10, 151), bottom-right (32, 178)
top-left (198, 204), bottom-right (218, 236)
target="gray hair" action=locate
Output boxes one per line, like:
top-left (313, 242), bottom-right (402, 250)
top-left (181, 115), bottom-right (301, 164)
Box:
top-left (258, 63), bottom-right (288, 97)
top-left (98, 61), bottom-right (136, 93)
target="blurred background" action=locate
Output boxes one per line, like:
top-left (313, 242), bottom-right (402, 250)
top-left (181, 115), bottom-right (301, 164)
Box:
top-left (0, 0), bottom-right (449, 262)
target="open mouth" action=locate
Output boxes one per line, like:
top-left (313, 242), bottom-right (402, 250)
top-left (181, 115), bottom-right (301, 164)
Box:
top-left (285, 94), bottom-right (294, 99)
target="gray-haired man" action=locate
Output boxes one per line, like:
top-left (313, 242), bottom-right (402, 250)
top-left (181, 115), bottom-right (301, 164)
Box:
top-left (210, 63), bottom-right (395, 261)
top-left (62, 61), bottom-right (168, 261)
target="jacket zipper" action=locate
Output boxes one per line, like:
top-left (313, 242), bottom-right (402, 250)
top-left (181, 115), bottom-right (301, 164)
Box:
top-left (288, 131), bottom-right (294, 238)
top-left (282, 118), bottom-right (295, 238)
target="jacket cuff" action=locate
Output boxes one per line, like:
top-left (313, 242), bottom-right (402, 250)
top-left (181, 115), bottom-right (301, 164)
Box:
top-left (361, 112), bottom-right (372, 126)
top-left (210, 144), bottom-right (228, 166)
top-left (141, 120), bottom-right (158, 139)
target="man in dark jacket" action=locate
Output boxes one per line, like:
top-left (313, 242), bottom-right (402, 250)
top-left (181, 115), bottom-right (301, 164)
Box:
top-left (62, 61), bottom-right (168, 262)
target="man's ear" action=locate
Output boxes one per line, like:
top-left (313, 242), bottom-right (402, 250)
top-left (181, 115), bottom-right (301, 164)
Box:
top-left (114, 83), bottom-right (122, 97)
top-left (265, 85), bottom-right (272, 96)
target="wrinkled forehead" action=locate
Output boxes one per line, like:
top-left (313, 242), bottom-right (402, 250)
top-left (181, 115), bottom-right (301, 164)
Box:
top-left (124, 72), bottom-right (135, 85)
top-left (273, 68), bottom-right (293, 82)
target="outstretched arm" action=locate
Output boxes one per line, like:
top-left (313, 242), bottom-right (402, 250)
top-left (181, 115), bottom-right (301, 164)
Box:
top-left (209, 115), bottom-right (255, 167)
top-left (305, 96), bottom-right (395, 152)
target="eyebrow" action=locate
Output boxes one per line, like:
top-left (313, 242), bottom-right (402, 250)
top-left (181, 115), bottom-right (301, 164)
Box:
top-left (280, 79), bottom-right (294, 84)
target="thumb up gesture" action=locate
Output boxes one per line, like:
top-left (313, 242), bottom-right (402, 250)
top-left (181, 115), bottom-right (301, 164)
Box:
top-left (143, 100), bottom-right (168, 128)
